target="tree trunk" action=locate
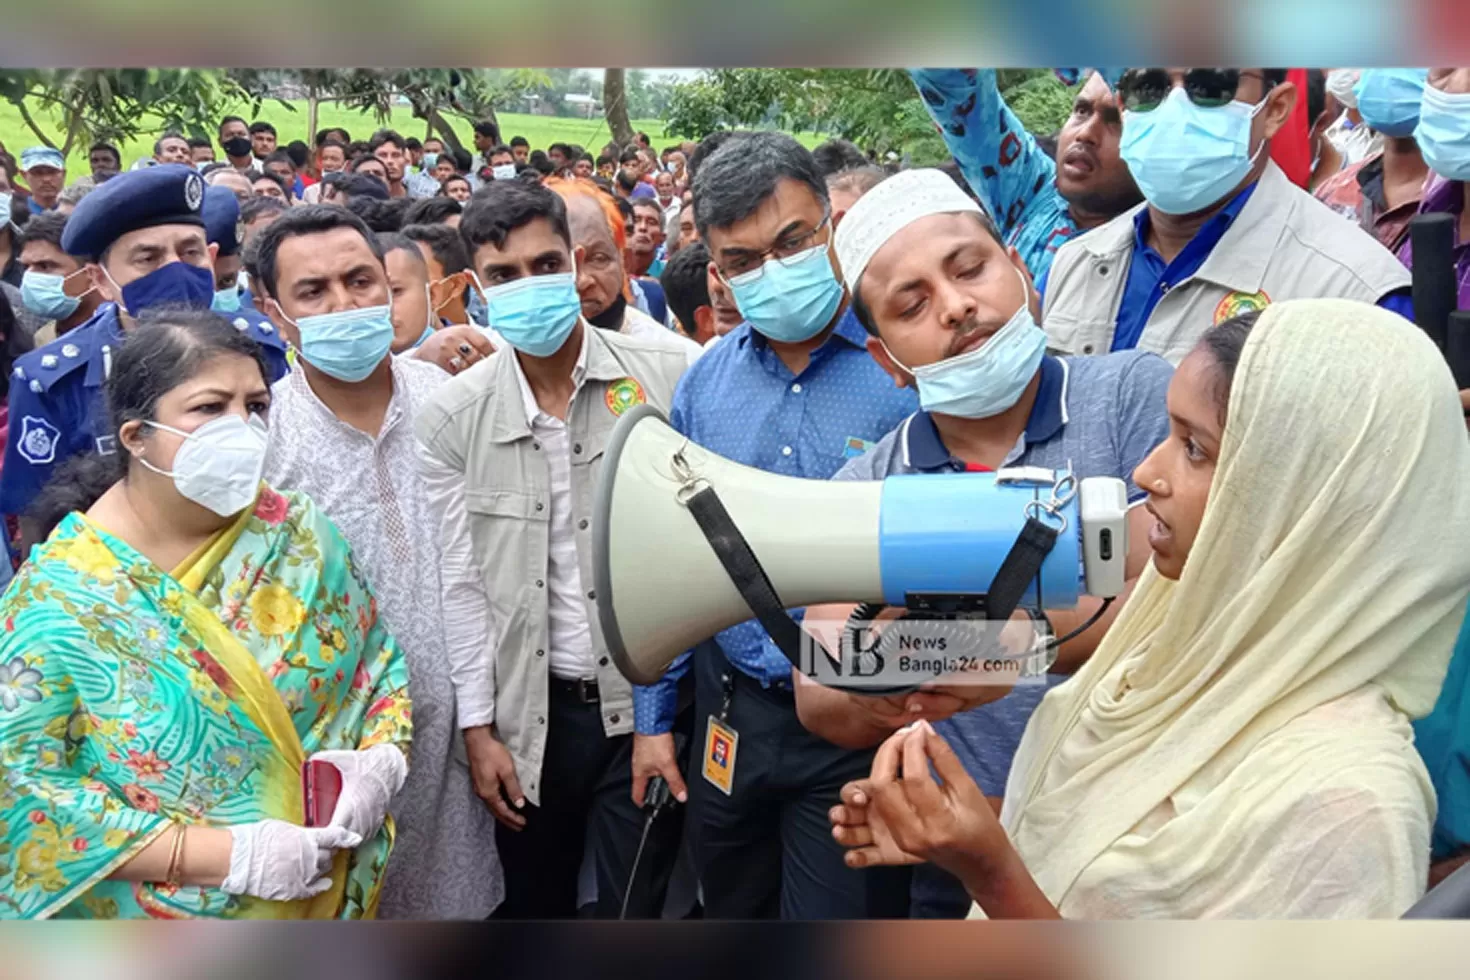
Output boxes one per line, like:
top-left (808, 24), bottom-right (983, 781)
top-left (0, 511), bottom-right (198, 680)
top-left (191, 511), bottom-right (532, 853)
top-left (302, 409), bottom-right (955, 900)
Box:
top-left (307, 85), bottom-right (320, 151)
top-left (604, 68), bottom-right (634, 146)
top-left (424, 104), bottom-right (465, 155)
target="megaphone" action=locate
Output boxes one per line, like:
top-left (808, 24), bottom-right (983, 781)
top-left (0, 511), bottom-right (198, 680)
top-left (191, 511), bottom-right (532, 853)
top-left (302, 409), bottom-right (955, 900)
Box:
top-left (593, 406), bottom-right (1129, 687)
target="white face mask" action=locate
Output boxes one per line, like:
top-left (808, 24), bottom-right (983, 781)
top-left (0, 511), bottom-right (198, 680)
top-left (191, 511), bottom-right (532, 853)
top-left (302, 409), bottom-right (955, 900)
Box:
top-left (137, 413), bottom-right (269, 517)
top-left (492, 164), bottom-right (517, 181)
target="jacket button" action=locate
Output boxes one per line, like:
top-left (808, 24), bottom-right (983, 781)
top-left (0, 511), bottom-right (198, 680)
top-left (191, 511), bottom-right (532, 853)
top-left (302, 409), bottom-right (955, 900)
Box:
top-left (1082, 344), bottom-right (1095, 354)
top-left (1098, 265), bottom-right (1110, 276)
top-left (535, 579), bottom-right (544, 588)
top-left (573, 442), bottom-right (583, 454)
top-left (533, 442), bottom-right (541, 451)
top-left (535, 501), bottom-right (544, 511)
top-left (587, 589), bottom-right (597, 600)
top-left (536, 648), bottom-right (545, 657)
top-left (609, 713), bottom-right (620, 724)
top-left (537, 716), bottom-right (545, 725)
top-left (599, 656), bottom-right (608, 666)
top-left (578, 519), bottom-right (588, 530)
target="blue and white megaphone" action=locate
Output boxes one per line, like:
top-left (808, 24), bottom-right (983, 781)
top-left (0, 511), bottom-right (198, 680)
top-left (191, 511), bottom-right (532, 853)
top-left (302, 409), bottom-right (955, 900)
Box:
top-left (593, 406), bottom-right (1128, 687)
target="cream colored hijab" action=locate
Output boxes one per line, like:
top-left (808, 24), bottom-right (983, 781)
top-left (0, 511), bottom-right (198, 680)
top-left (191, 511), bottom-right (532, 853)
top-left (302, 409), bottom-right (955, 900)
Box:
top-left (994, 299), bottom-right (1470, 918)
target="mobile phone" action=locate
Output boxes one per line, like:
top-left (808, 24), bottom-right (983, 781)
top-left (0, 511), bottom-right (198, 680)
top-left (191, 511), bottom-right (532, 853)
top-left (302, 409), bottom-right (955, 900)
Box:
top-left (302, 759), bottom-right (343, 828)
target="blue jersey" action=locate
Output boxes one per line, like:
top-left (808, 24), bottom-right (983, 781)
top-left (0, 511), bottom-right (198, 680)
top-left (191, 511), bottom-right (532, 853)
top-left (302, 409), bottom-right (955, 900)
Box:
top-left (0, 303), bottom-right (289, 519)
top-left (911, 69), bottom-right (1077, 282)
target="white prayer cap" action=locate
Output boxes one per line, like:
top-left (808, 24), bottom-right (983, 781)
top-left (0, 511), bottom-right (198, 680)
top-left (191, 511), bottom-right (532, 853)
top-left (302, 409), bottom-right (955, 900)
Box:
top-left (833, 168), bottom-right (984, 295)
top-left (1326, 70), bottom-right (1361, 109)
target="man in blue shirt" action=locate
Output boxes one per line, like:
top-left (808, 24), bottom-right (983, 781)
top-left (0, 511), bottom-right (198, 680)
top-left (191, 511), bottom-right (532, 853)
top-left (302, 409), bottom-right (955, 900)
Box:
top-left (799, 167), bottom-right (1169, 917)
top-left (1, 165), bottom-right (288, 536)
top-left (19, 147), bottom-right (66, 215)
top-left (1042, 68), bottom-right (1414, 365)
top-left (630, 133), bottom-right (917, 919)
top-left (911, 69), bottom-right (1141, 283)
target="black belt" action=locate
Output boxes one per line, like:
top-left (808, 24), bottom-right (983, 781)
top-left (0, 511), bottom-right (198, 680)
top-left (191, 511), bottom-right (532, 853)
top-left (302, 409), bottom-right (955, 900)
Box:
top-left (550, 675), bottom-right (601, 704)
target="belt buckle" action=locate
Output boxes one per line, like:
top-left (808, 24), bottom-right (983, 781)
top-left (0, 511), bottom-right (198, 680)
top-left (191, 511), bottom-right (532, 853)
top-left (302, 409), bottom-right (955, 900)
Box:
top-left (575, 678), bottom-right (600, 704)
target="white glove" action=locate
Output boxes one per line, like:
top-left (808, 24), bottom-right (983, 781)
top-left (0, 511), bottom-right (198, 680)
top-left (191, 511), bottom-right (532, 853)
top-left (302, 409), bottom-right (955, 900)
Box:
top-left (308, 744), bottom-right (409, 841)
top-left (221, 819), bottom-right (362, 901)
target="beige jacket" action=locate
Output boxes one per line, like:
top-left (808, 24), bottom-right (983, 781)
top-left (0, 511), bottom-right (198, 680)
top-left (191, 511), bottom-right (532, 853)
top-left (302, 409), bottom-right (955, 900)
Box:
top-left (414, 324), bottom-right (687, 804)
top-left (1042, 163), bottom-right (1413, 364)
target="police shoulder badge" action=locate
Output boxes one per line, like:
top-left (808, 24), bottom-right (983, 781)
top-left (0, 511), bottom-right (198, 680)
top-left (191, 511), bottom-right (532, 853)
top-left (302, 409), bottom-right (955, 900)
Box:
top-left (604, 377), bottom-right (646, 417)
top-left (184, 171), bottom-right (204, 211)
top-left (1214, 289), bottom-right (1270, 325)
top-left (18, 416), bottom-right (61, 465)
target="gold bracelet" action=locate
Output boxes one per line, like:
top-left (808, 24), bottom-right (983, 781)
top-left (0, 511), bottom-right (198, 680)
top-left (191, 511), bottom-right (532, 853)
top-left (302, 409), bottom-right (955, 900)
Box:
top-left (164, 823), bottom-right (186, 888)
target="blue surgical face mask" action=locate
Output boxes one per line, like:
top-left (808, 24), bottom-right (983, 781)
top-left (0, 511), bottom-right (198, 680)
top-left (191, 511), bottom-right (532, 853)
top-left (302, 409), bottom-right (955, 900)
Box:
top-left (882, 268), bottom-right (1046, 419)
top-left (110, 260), bottom-right (215, 317)
top-left (1120, 86), bottom-right (1267, 216)
top-left (211, 286), bottom-right (242, 313)
top-left (21, 268), bottom-right (91, 321)
top-left (726, 243), bottom-right (845, 344)
top-left (1353, 69), bottom-right (1428, 138)
top-left (1416, 84), bottom-right (1470, 182)
top-left (421, 152), bottom-right (439, 171)
top-left (285, 303), bottom-right (395, 382)
top-left (0, 192), bottom-right (11, 228)
top-left (482, 271), bottom-right (582, 357)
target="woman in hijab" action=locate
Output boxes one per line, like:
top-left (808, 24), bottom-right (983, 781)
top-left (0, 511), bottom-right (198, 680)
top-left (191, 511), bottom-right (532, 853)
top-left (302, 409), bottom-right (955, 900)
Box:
top-left (830, 299), bottom-right (1470, 918)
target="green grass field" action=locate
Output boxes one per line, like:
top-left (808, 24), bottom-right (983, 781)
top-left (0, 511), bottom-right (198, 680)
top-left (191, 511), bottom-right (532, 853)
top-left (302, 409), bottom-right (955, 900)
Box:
top-left (0, 98), bottom-right (822, 174)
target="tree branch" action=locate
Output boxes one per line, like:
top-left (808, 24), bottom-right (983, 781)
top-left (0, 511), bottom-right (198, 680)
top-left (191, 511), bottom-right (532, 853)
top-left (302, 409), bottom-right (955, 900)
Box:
top-left (15, 96), bottom-right (57, 149)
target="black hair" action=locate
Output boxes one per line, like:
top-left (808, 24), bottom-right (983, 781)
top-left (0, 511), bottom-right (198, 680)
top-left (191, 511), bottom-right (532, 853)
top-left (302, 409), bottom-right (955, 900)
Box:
top-left (88, 142), bottom-right (122, 167)
top-left (376, 231), bottom-right (427, 270)
top-left (440, 175), bottom-right (473, 199)
top-left (693, 132), bottom-right (827, 239)
top-left (595, 154), bottom-right (615, 169)
top-left (685, 129), bottom-right (746, 182)
top-left (0, 287), bottom-right (19, 401)
top-left (529, 149), bottom-right (549, 165)
top-left (369, 128), bottom-right (406, 153)
top-left (548, 142), bottom-right (572, 158)
top-left (451, 147), bottom-right (473, 173)
top-left (404, 136), bottom-right (423, 152)
top-left (337, 172), bottom-right (391, 202)
top-left (240, 195), bottom-right (288, 225)
top-left (421, 136), bottom-right (444, 149)
top-left (616, 169), bottom-right (639, 193)
top-left (346, 196), bottom-right (409, 233)
top-left (811, 139), bottom-right (868, 177)
top-left (347, 140), bottom-right (371, 157)
top-left (660, 242), bottom-right (712, 340)
top-left (285, 140), bottom-right (310, 169)
top-left (636, 131), bottom-right (650, 145)
top-left (218, 115), bottom-right (247, 135)
top-left (629, 196), bottom-right (663, 220)
top-left (31, 307), bottom-right (271, 528)
top-left (826, 165), bottom-right (886, 200)
top-left (186, 136), bottom-right (213, 152)
top-left (402, 222), bottom-right (471, 275)
top-left (250, 204), bottom-right (383, 300)
top-left (1200, 309), bottom-right (1259, 424)
top-left (591, 175), bottom-right (614, 194)
top-left (1262, 69), bottom-right (1290, 89)
top-left (619, 145), bottom-right (642, 165)
top-left (460, 179), bottom-right (571, 258)
top-left (403, 195), bottom-right (462, 226)
top-left (252, 170), bottom-right (291, 197)
top-left (317, 139), bottom-right (349, 158)
top-left (347, 154), bottom-right (387, 176)
top-left (487, 144), bottom-right (514, 161)
top-left (17, 210), bottom-right (68, 250)
top-left (474, 119), bottom-right (501, 141)
top-left (531, 156), bottom-right (555, 177)
top-left (1033, 133), bottom-right (1059, 161)
top-left (1306, 69), bottom-right (1327, 124)
top-left (248, 121), bottom-right (277, 137)
top-left (263, 150), bottom-right (296, 171)
top-left (314, 127), bottom-right (352, 148)
top-left (567, 144), bottom-right (586, 160)
top-left (577, 153), bottom-right (595, 166)
top-left (510, 136), bottom-right (529, 149)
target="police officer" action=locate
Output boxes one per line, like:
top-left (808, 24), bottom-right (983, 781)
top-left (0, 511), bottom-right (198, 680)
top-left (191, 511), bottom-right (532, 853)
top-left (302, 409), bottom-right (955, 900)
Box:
top-left (202, 184), bottom-right (249, 314)
top-left (0, 164), bottom-right (289, 530)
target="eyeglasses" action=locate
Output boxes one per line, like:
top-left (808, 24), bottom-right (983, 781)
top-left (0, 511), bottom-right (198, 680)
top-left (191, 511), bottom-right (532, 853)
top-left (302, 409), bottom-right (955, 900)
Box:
top-left (1116, 69), bottom-right (1266, 112)
top-left (718, 211), bottom-right (832, 282)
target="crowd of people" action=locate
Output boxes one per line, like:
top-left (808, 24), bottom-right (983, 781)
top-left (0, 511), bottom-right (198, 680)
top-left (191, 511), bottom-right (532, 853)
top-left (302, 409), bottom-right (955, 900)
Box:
top-left (0, 65), bottom-right (1469, 921)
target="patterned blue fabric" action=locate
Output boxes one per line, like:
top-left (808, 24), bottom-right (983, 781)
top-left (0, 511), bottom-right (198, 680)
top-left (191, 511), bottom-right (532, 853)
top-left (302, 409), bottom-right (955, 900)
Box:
top-left (632, 308), bottom-right (919, 733)
top-left (911, 69), bottom-right (1076, 282)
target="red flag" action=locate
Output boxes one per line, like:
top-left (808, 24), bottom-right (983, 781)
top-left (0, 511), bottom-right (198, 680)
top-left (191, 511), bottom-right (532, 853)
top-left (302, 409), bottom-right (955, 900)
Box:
top-left (1271, 68), bottom-right (1313, 189)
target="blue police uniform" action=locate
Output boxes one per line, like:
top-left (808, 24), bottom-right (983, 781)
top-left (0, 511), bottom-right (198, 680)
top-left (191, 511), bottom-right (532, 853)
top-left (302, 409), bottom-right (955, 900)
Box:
top-left (0, 165), bottom-right (288, 520)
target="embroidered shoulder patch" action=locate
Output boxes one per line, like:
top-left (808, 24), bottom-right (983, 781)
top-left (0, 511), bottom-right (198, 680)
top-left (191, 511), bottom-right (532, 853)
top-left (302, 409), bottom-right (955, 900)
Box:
top-left (18, 416), bottom-right (61, 465)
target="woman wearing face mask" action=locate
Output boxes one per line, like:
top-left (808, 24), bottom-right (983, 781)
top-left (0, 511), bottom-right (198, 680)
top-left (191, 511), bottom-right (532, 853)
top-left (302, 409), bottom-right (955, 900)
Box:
top-left (831, 299), bottom-right (1470, 918)
top-left (0, 308), bottom-right (411, 919)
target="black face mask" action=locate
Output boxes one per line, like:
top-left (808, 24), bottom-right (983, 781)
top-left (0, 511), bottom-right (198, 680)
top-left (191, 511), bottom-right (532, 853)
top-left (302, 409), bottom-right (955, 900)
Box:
top-left (222, 137), bottom-right (252, 159)
top-left (588, 292), bottom-right (627, 331)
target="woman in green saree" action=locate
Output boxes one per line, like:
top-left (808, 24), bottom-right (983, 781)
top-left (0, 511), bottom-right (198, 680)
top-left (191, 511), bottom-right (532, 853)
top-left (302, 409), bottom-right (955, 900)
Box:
top-left (0, 308), bottom-right (411, 919)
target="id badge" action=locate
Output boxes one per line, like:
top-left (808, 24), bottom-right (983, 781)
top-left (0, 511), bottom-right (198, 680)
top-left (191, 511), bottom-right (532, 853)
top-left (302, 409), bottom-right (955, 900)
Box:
top-left (702, 715), bottom-right (739, 795)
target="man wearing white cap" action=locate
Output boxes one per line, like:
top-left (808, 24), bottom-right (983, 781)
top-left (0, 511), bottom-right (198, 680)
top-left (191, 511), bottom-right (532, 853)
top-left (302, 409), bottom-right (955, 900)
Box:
top-left (19, 147), bottom-right (65, 215)
top-left (794, 168), bottom-right (1171, 917)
